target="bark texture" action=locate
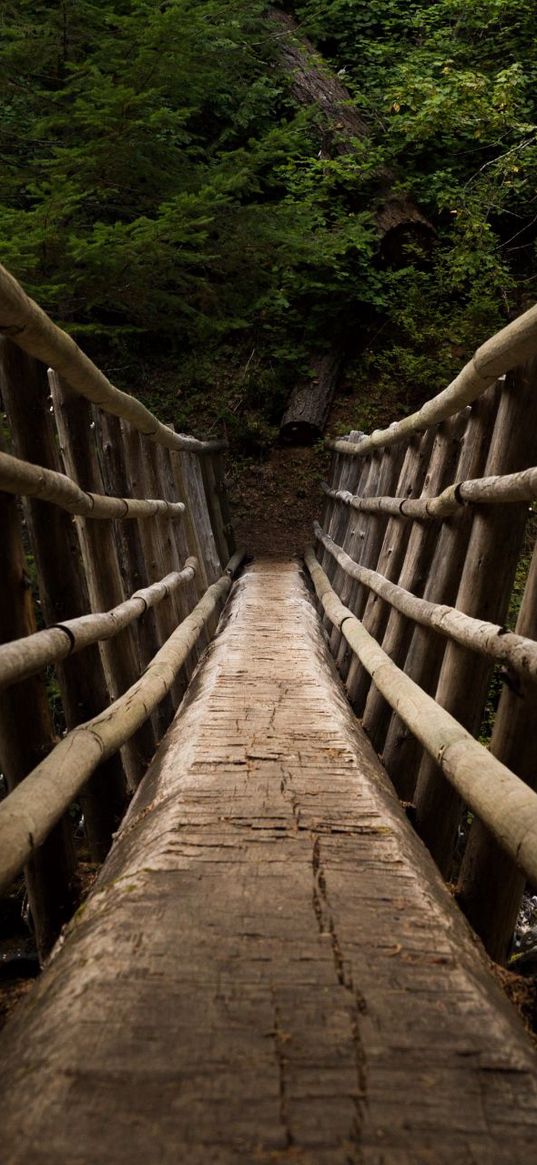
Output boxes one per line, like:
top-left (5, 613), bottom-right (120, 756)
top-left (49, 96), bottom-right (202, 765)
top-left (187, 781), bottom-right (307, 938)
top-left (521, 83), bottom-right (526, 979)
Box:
top-left (272, 11), bottom-right (433, 260)
top-left (1, 562), bottom-right (537, 1163)
top-left (274, 11), bottom-right (434, 444)
top-left (280, 348), bottom-right (344, 444)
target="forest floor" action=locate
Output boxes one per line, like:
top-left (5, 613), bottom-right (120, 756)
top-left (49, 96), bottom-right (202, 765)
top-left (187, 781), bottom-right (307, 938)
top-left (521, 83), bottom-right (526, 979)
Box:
top-left (229, 443), bottom-right (329, 559)
top-left (225, 376), bottom-right (392, 558)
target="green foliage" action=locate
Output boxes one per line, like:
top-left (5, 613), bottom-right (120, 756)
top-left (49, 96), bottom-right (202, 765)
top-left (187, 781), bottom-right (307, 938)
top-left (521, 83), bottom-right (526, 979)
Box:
top-left (1, 0), bottom-right (537, 417)
top-left (293, 0), bottom-right (537, 407)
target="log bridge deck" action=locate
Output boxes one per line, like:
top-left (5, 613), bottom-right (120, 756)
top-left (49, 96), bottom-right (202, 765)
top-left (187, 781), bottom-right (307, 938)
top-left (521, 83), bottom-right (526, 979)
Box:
top-left (2, 561), bottom-right (537, 1163)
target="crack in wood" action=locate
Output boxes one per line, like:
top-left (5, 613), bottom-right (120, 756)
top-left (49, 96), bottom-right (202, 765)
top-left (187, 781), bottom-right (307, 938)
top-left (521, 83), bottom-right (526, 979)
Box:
top-left (311, 835), bottom-right (368, 1152)
top-left (270, 988), bottom-right (294, 1151)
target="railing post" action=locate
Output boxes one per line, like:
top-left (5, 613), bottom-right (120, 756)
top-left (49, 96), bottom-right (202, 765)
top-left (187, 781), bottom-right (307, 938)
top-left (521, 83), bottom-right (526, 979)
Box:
top-left (49, 372), bottom-right (154, 786)
top-left (200, 453), bottom-right (229, 569)
top-left (0, 445), bottom-right (75, 959)
top-left (413, 360), bottom-right (537, 876)
top-left (0, 342), bottom-right (128, 861)
top-left (213, 452), bottom-right (235, 557)
top-left (153, 443), bottom-right (206, 673)
top-left (319, 431), bottom-right (366, 630)
top-left (117, 423), bottom-right (178, 737)
top-left (345, 428), bottom-right (436, 711)
top-left (98, 413), bottom-right (159, 664)
top-left (328, 450), bottom-right (381, 654)
top-left (332, 440), bottom-right (406, 670)
top-left (383, 386), bottom-right (500, 798)
top-left (362, 412), bottom-right (467, 753)
top-left (457, 537), bottom-right (537, 962)
top-left (168, 443), bottom-right (222, 640)
top-left (176, 449), bottom-right (222, 584)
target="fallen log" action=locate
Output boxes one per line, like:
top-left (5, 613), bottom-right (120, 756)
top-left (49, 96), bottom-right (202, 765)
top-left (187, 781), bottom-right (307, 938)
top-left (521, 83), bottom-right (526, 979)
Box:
top-left (274, 10), bottom-right (433, 444)
top-left (280, 348), bottom-right (343, 444)
top-left (271, 11), bottom-right (433, 260)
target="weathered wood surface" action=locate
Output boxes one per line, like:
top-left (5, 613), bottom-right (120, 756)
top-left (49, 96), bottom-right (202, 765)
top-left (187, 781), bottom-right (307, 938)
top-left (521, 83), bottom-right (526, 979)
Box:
top-left (0, 446), bottom-right (185, 519)
top-left (2, 562), bottom-right (537, 1163)
top-left (280, 348), bottom-right (344, 444)
top-left (330, 303), bottom-right (537, 457)
top-left (0, 261), bottom-right (224, 453)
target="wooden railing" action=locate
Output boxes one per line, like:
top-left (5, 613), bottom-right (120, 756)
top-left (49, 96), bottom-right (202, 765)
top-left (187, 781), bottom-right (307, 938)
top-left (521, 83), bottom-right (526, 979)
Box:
top-left (0, 263), bottom-right (240, 958)
top-left (305, 305), bottom-right (537, 965)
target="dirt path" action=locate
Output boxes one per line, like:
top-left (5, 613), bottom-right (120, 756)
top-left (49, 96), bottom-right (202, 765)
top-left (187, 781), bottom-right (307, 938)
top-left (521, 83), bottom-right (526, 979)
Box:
top-left (228, 445), bottom-right (330, 557)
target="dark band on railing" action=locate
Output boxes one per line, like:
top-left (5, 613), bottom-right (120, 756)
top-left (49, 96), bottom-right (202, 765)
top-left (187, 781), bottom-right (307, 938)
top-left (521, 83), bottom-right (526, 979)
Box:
top-left (322, 463), bottom-right (537, 520)
top-left (0, 559), bottom-right (199, 690)
top-left (0, 449), bottom-right (186, 520)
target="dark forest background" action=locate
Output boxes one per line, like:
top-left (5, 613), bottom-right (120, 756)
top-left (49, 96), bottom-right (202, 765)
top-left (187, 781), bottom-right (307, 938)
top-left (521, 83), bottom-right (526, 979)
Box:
top-left (2, 0), bottom-right (537, 449)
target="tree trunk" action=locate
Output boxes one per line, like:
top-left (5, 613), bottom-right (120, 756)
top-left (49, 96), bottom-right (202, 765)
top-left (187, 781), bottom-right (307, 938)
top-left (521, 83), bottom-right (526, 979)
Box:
top-left (271, 11), bottom-right (434, 259)
top-left (274, 11), bottom-right (434, 444)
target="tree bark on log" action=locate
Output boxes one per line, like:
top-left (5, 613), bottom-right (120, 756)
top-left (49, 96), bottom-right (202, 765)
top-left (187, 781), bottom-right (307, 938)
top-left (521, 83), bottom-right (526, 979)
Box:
top-left (271, 11), bottom-right (433, 260)
top-left (273, 11), bottom-right (434, 444)
top-left (280, 349), bottom-right (343, 444)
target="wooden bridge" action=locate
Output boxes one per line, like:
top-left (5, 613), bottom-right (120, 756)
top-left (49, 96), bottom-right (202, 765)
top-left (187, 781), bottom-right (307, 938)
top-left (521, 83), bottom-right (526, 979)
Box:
top-left (2, 263), bottom-right (537, 1160)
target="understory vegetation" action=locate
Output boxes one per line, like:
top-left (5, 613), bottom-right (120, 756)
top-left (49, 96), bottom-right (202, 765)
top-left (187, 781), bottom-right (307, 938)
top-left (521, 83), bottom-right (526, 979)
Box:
top-left (1, 0), bottom-right (537, 443)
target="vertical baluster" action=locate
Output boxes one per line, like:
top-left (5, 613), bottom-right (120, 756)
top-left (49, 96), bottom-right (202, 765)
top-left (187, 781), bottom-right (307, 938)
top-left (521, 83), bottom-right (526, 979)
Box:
top-left (213, 451), bottom-right (235, 558)
top-left (0, 450), bottom-right (75, 959)
top-left (413, 360), bottom-right (537, 876)
top-left (120, 425), bottom-right (181, 735)
top-left (457, 538), bottom-right (537, 962)
top-left (328, 450), bottom-right (381, 654)
top-left (200, 454), bottom-right (229, 570)
top-left (362, 412), bottom-right (467, 753)
top-left (98, 411), bottom-right (162, 746)
top-left (153, 443), bottom-right (204, 673)
top-left (333, 438), bottom-right (406, 677)
top-left (320, 433), bottom-right (367, 630)
top-left (0, 343), bottom-right (127, 862)
top-left (49, 372), bottom-right (153, 786)
top-left (345, 428), bottom-right (436, 713)
top-left (383, 386), bottom-right (500, 798)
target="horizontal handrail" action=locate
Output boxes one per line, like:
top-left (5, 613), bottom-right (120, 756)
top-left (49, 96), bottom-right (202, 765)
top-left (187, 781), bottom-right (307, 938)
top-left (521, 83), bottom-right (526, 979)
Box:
top-left (329, 302), bottom-right (537, 456)
top-left (304, 547), bottom-right (537, 887)
top-left (0, 449), bottom-right (185, 519)
top-left (0, 558), bottom-right (198, 691)
top-left (314, 524), bottom-right (537, 683)
top-left (322, 463), bottom-right (537, 520)
top-left (0, 263), bottom-right (225, 455)
top-left (0, 549), bottom-right (245, 894)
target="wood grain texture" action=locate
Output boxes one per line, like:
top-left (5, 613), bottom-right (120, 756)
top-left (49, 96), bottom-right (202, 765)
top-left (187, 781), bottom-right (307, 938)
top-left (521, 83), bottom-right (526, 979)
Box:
top-left (330, 302), bottom-right (537, 457)
top-left (1, 562), bottom-right (537, 1163)
top-left (0, 261), bottom-right (224, 454)
top-left (0, 446), bottom-right (185, 519)
top-left (314, 522), bottom-right (537, 685)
